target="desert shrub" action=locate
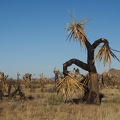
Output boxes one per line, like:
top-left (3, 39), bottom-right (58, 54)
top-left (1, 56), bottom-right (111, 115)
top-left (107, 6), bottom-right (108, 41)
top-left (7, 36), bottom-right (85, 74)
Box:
top-left (110, 97), bottom-right (120, 104)
top-left (47, 87), bottom-right (56, 93)
top-left (105, 97), bottom-right (120, 104)
top-left (47, 94), bottom-right (64, 105)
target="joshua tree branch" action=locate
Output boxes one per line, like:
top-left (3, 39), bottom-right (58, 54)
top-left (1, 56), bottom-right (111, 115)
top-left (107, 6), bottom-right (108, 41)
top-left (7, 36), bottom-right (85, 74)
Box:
top-left (63, 58), bottom-right (89, 75)
top-left (92, 38), bottom-right (109, 49)
top-left (84, 37), bottom-right (91, 49)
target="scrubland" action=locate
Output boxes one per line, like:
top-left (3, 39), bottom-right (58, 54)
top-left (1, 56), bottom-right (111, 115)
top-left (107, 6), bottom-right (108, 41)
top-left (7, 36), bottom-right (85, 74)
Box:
top-left (0, 82), bottom-right (120, 120)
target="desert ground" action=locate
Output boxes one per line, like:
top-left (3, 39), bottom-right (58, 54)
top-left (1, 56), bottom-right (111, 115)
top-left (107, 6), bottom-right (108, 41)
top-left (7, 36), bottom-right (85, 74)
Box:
top-left (0, 80), bottom-right (120, 120)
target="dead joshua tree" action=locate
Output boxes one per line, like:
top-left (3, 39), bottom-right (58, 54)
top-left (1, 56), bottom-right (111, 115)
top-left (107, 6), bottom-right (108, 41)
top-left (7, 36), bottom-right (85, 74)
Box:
top-left (0, 72), bottom-right (27, 101)
top-left (0, 72), bottom-right (5, 100)
top-left (98, 71), bottom-right (109, 89)
top-left (99, 70), bottom-right (118, 89)
top-left (17, 72), bottom-right (20, 80)
top-left (53, 67), bottom-right (59, 82)
top-left (23, 73), bottom-right (35, 88)
top-left (0, 72), bottom-right (9, 99)
top-left (73, 68), bottom-right (80, 79)
top-left (62, 14), bottom-right (120, 105)
top-left (4, 75), bottom-right (9, 81)
top-left (53, 67), bottom-right (63, 82)
top-left (39, 73), bottom-right (46, 92)
top-left (23, 73), bottom-right (33, 82)
top-left (23, 73), bottom-right (36, 92)
top-left (15, 72), bottom-right (22, 86)
top-left (103, 72), bottom-right (120, 87)
top-left (8, 85), bottom-right (27, 101)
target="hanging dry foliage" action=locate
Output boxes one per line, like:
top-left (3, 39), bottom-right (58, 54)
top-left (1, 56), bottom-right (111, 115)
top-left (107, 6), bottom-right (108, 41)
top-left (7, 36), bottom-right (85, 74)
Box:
top-left (56, 74), bottom-right (84, 100)
top-left (94, 43), bottom-right (120, 66)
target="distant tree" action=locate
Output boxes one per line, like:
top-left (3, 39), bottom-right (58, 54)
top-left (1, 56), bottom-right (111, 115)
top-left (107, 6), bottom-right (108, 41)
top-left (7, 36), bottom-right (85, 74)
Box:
top-left (53, 67), bottom-right (62, 82)
top-left (17, 72), bottom-right (20, 80)
top-left (63, 14), bottom-right (120, 105)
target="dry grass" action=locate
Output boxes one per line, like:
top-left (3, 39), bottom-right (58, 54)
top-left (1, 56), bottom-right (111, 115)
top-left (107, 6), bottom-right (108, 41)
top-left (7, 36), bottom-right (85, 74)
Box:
top-left (0, 83), bottom-right (120, 120)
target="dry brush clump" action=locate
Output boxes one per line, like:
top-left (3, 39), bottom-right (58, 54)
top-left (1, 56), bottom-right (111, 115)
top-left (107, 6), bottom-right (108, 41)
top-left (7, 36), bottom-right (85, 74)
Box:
top-left (56, 72), bottom-right (85, 103)
top-left (0, 72), bottom-right (28, 101)
top-left (22, 72), bottom-right (48, 93)
top-left (99, 71), bottom-right (120, 90)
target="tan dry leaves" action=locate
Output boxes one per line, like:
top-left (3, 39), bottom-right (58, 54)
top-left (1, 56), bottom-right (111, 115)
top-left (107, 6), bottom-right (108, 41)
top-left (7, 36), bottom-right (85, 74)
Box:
top-left (56, 74), bottom-right (84, 100)
top-left (94, 44), bottom-right (120, 66)
top-left (66, 18), bottom-right (90, 48)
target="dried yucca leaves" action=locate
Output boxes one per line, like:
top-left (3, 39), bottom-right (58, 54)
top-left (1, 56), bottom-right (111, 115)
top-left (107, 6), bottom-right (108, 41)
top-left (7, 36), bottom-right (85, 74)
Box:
top-left (66, 17), bottom-right (90, 48)
top-left (0, 80), bottom-right (8, 92)
top-left (94, 43), bottom-right (120, 66)
top-left (79, 73), bottom-right (90, 87)
top-left (56, 74), bottom-right (84, 101)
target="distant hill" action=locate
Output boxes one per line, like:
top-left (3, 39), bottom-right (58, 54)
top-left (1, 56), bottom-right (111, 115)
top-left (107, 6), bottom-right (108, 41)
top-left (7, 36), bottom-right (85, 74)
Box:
top-left (108, 68), bottom-right (120, 77)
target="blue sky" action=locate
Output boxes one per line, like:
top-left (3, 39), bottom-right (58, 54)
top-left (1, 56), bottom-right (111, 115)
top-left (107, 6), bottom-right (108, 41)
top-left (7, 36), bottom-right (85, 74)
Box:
top-left (0, 0), bottom-right (120, 79)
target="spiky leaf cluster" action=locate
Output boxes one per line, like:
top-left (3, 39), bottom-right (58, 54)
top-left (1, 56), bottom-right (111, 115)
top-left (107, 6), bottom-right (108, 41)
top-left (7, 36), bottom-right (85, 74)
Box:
top-left (95, 43), bottom-right (120, 66)
top-left (56, 74), bottom-right (84, 99)
top-left (66, 18), bottom-right (90, 48)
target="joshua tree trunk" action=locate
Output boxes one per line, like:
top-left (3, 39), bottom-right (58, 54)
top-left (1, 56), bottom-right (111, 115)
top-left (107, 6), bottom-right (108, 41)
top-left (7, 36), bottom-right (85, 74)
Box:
top-left (63, 38), bottom-right (109, 105)
top-left (88, 73), bottom-right (100, 104)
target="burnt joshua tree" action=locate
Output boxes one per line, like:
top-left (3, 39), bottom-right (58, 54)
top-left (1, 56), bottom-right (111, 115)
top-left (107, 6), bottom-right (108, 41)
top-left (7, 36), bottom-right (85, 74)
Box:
top-left (63, 16), bottom-right (120, 105)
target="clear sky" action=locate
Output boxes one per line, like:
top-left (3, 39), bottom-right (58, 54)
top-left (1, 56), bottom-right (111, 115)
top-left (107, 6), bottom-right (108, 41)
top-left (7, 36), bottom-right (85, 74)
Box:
top-left (0, 0), bottom-right (120, 79)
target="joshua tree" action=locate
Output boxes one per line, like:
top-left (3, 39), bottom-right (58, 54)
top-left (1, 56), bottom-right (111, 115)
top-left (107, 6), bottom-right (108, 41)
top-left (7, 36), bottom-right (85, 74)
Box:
top-left (39, 73), bottom-right (47, 92)
top-left (23, 73), bottom-right (35, 82)
top-left (63, 15), bottom-right (120, 105)
top-left (53, 67), bottom-right (63, 82)
top-left (17, 72), bottom-right (20, 80)
top-left (0, 72), bottom-right (8, 97)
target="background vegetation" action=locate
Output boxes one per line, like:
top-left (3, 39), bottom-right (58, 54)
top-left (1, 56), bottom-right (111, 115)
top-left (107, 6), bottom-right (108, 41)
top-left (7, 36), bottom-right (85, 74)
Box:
top-left (0, 76), bottom-right (120, 120)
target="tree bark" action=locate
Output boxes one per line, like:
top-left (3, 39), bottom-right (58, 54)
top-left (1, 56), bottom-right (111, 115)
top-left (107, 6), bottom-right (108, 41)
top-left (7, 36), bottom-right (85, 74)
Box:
top-left (63, 58), bottom-right (89, 75)
top-left (88, 73), bottom-right (100, 105)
